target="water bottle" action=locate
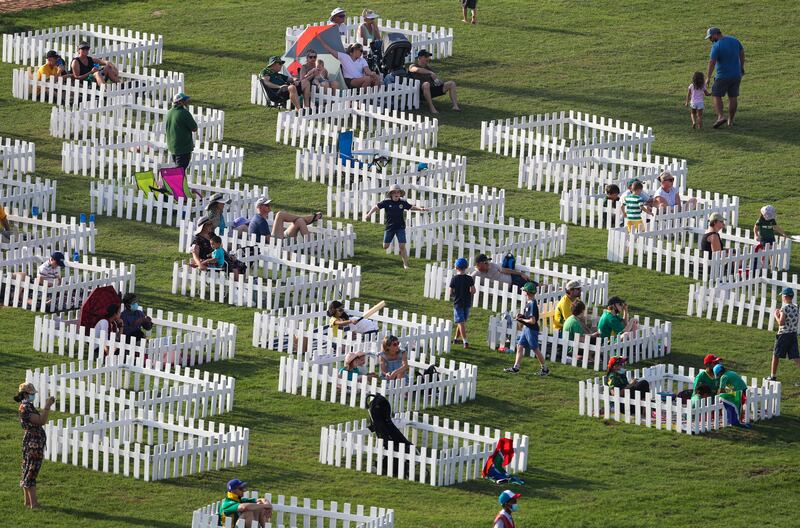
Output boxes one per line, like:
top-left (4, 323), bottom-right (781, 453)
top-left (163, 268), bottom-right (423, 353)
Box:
top-left (89, 214), bottom-right (95, 223)
top-left (72, 251), bottom-right (80, 262)
top-left (31, 206), bottom-right (39, 217)
top-left (80, 213), bottom-right (86, 224)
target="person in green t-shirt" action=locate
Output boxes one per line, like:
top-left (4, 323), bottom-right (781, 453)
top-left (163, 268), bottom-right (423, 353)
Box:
top-left (753, 205), bottom-right (787, 247)
top-left (713, 364), bottom-right (750, 424)
top-left (259, 55), bottom-right (304, 109)
top-left (164, 92), bottom-right (198, 170)
top-left (219, 479), bottom-right (272, 527)
top-left (693, 354), bottom-right (722, 395)
top-left (597, 296), bottom-right (639, 340)
top-left (563, 300), bottom-right (599, 360)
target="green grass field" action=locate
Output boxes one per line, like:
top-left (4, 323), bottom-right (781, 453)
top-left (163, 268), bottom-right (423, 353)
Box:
top-left (2, 1), bottom-right (799, 526)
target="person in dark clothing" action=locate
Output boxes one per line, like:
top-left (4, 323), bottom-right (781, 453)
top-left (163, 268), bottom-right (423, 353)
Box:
top-left (15, 382), bottom-right (55, 509)
top-left (606, 356), bottom-right (650, 415)
top-left (165, 92), bottom-right (198, 170)
top-left (70, 41), bottom-right (119, 85)
top-left (700, 212), bottom-right (726, 255)
top-left (364, 184), bottom-right (427, 270)
top-left (449, 257), bottom-right (476, 349)
top-left (120, 293), bottom-right (153, 341)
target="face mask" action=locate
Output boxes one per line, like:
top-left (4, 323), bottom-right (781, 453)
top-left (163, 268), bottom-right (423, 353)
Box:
top-left (510, 504), bottom-right (519, 512)
top-left (27, 394), bottom-right (36, 403)
top-left (130, 303), bottom-right (140, 311)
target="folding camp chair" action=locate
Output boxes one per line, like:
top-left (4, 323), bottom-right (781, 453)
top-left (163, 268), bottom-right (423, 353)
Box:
top-left (134, 170), bottom-right (168, 198)
top-left (159, 166), bottom-right (201, 201)
top-left (337, 131), bottom-right (390, 172)
top-left (259, 76), bottom-right (286, 109)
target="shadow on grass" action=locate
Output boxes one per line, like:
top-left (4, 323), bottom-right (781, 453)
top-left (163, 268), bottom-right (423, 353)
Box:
top-left (48, 506), bottom-right (182, 528)
top-left (454, 466), bottom-right (594, 497)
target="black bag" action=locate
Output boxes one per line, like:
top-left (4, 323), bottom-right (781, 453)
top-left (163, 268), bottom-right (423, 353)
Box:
top-left (415, 364), bottom-right (439, 381)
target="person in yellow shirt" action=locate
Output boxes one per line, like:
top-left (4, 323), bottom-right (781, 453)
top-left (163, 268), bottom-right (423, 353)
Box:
top-left (553, 280), bottom-right (582, 331)
top-left (36, 50), bottom-right (68, 81)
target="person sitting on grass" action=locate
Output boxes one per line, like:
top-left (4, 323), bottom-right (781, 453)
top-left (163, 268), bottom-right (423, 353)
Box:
top-left (36, 251), bottom-right (65, 286)
top-left (339, 350), bottom-right (377, 381)
top-left (693, 354), bottom-right (722, 396)
top-left (606, 356), bottom-right (650, 401)
top-left (408, 50), bottom-right (461, 114)
top-left (754, 205), bottom-right (788, 249)
top-left (450, 257), bottom-right (475, 349)
top-left (691, 383), bottom-right (715, 407)
top-left (563, 300), bottom-right (599, 360)
top-left (767, 287), bottom-right (800, 383)
top-left (713, 364), bottom-right (750, 427)
top-left (220, 479), bottom-right (272, 528)
top-left (653, 171), bottom-right (692, 210)
top-left (247, 197), bottom-right (324, 243)
top-left (379, 335), bottom-right (409, 382)
top-left (597, 296), bottom-right (639, 340)
top-left (504, 281), bottom-right (550, 376)
top-left (71, 41), bottom-right (119, 86)
top-left (260, 55), bottom-right (304, 109)
top-left (471, 253), bottom-right (530, 290)
top-left (37, 50), bottom-right (69, 81)
top-left (120, 293), bottom-right (152, 341)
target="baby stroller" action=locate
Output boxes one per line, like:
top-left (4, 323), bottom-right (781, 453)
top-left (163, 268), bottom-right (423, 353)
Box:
top-left (367, 32), bottom-right (412, 77)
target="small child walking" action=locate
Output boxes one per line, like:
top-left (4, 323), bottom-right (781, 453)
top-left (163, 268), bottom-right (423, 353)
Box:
top-left (684, 71), bottom-right (710, 129)
top-left (461, 0), bottom-right (477, 24)
top-left (449, 257), bottom-right (475, 349)
top-left (504, 281), bottom-right (550, 376)
top-left (622, 180), bottom-right (651, 232)
top-left (364, 184), bottom-right (427, 269)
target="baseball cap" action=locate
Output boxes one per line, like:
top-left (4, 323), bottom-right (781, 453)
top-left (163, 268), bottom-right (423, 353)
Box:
top-left (708, 212), bottom-right (725, 224)
top-left (205, 193), bottom-right (230, 209)
top-left (626, 178), bottom-right (641, 189)
top-left (78, 41), bottom-right (90, 50)
top-left (51, 251), bottom-right (66, 267)
top-left (46, 50), bottom-right (58, 58)
top-left (227, 479), bottom-right (247, 492)
top-left (760, 205), bottom-right (776, 221)
top-left (566, 280), bottom-right (582, 290)
top-left (475, 254), bottom-right (491, 264)
top-left (498, 490), bottom-right (521, 506)
top-left (607, 356), bottom-right (627, 370)
top-left (267, 55), bottom-right (285, 66)
top-left (330, 7), bottom-right (346, 19)
top-left (704, 27), bottom-right (721, 40)
top-left (522, 281), bottom-right (538, 294)
top-left (454, 257), bottom-right (468, 269)
top-left (703, 354), bottom-right (722, 366)
top-left (712, 364), bottom-right (725, 377)
top-left (256, 197), bottom-right (272, 207)
top-left (781, 287), bottom-right (795, 297)
top-left (172, 92), bottom-right (190, 103)
top-left (417, 50), bottom-right (433, 58)
top-left (607, 296), bottom-right (625, 307)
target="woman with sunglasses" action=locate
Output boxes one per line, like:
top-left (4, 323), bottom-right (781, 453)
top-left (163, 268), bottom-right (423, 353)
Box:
top-left (298, 52), bottom-right (339, 105)
top-left (379, 335), bottom-right (409, 382)
top-left (71, 41), bottom-right (119, 85)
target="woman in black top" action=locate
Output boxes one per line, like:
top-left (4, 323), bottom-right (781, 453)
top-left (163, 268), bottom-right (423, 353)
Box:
top-left (190, 215), bottom-right (246, 278)
top-left (701, 212), bottom-right (726, 255)
top-left (71, 41), bottom-right (119, 85)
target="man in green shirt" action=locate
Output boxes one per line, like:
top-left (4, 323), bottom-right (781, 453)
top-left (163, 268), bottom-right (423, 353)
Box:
top-left (597, 296), bottom-right (639, 340)
top-left (693, 354), bottom-right (721, 395)
top-left (219, 479), bottom-right (272, 527)
top-left (164, 92), bottom-right (198, 170)
top-left (259, 55), bottom-right (304, 109)
top-left (713, 364), bottom-right (751, 428)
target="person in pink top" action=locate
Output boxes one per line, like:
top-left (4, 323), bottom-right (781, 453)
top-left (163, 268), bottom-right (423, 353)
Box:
top-left (684, 71), bottom-right (711, 129)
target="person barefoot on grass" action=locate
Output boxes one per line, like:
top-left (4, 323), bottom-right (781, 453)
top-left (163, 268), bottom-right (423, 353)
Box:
top-left (685, 71), bottom-right (711, 129)
top-left (705, 27), bottom-right (745, 128)
top-left (461, 0), bottom-right (477, 24)
top-left (450, 257), bottom-right (475, 349)
top-left (408, 50), bottom-right (460, 114)
top-left (504, 281), bottom-right (550, 376)
top-left (364, 184), bottom-right (427, 270)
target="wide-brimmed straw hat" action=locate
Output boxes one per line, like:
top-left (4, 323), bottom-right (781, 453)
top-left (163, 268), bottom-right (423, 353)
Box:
top-left (387, 184), bottom-right (405, 197)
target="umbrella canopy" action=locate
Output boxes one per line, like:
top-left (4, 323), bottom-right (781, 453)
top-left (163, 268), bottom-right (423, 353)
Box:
top-left (78, 286), bottom-right (121, 329)
top-left (283, 24), bottom-right (345, 87)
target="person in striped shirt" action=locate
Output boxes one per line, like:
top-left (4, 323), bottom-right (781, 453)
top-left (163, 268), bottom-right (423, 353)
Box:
top-left (622, 180), bottom-right (651, 232)
top-left (36, 252), bottom-right (65, 286)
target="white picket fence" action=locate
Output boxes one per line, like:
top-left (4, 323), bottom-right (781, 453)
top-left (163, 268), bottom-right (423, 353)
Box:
top-left (62, 138), bottom-right (243, 181)
top-left (0, 174), bottom-right (56, 214)
top-left (172, 249), bottom-right (361, 309)
top-left (327, 181), bottom-right (505, 225)
top-left (27, 353), bottom-right (235, 420)
top-left (279, 350), bottom-right (477, 413)
top-left (482, 110), bottom-right (654, 160)
top-left (487, 310), bottom-right (672, 371)
top-left (276, 101), bottom-right (438, 151)
top-left (0, 136), bottom-right (36, 175)
top-left (89, 178), bottom-right (267, 227)
top-left (193, 492), bottom-right (394, 528)
top-left (519, 151), bottom-right (687, 194)
top-left (178, 217), bottom-right (356, 261)
top-left (2, 23), bottom-right (163, 69)
top-left (319, 411), bottom-right (528, 486)
top-left (579, 364), bottom-right (781, 434)
top-left (688, 271), bottom-right (800, 331)
top-left (252, 75), bottom-right (420, 110)
top-left (44, 408), bottom-right (248, 481)
top-left (0, 250), bottom-right (135, 313)
top-left (0, 211), bottom-right (95, 259)
top-left (252, 300), bottom-right (452, 357)
top-left (424, 259), bottom-right (609, 315)
top-left (405, 217), bottom-right (567, 263)
top-left (295, 144), bottom-right (467, 189)
top-left (50, 96), bottom-right (225, 143)
top-left (286, 16), bottom-right (453, 61)
top-left (33, 308), bottom-right (237, 366)
top-left (12, 67), bottom-right (183, 106)
top-left (607, 225), bottom-right (792, 282)
top-left (560, 188), bottom-right (740, 230)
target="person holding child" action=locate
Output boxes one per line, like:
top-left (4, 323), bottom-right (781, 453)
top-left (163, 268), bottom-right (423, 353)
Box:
top-left (684, 71), bottom-right (711, 129)
top-left (364, 184), bottom-right (427, 270)
top-left (450, 257), bottom-right (475, 349)
top-left (191, 215), bottom-right (246, 278)
top-left (379, 335), bottom-right (409, 382)
top-left (504, 282), bottom-right (550, 376)
top-left (299, 53), bottom-right (339, 99)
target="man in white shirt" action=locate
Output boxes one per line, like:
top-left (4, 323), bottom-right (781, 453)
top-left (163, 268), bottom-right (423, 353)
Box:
top-left (330, 7), bottom-right (348, 39)
top-left (470, 254), bottom-right (530, 289)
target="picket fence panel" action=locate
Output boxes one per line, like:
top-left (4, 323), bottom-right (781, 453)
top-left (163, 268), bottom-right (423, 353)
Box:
top-left (319, 411), bottom-right (527, 486)
top-left (579, 364), bottom-right (781, 434)
top-left (0, 174), bottom-right (56, 214)
top-left (0, 136), bottom-right (36, 175)
top-left (3, 23), bottom-right (162, 69)
top-left (0, 211), bottom-right (95, 260)
top-left (193, 491), bottom-right (394, 528)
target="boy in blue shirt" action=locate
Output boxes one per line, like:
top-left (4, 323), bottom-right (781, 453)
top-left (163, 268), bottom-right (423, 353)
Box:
top-left (504, 282), bottom-right (550, 376)
top-left (449, 257), bottom-right (475, 349)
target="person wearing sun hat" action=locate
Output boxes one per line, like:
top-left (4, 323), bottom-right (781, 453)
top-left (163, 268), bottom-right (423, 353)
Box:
top-left (259, 55), bottom-right (305, 109)
top-left (494, 489), bottom-right (521, 528)
top-left (449, 257), bottom-right (475, 349)
top-left (339, 350), bottom-right (377, 381)
top-left (15, 382), bottom-right (55, 508)
top-left (219, 479), bottom-right (273, 527)
top-left (767, 287), bottom-right (800, 383)
top-left (364, 184), bottom-right (428, 270)
top-left (504, 281), bottom-right (550, 376)
top-left (329, 7), bottom-right (348, 38)
top-left (701, 212), bottom-right (726, 255)
top-left (693, 354), bottom-right (722, 396)
top-left (204, 192), bottom-right (231, 233)
top-left (754, 204), bottom-right (787, 249)
top-left (653, 170), bottom-right (692, 209)
top-left (165, 91), bottom-right (198, 170)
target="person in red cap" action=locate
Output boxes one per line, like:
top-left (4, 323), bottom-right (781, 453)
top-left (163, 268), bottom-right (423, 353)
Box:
top-left (693, 354), bottom-right (722, 396)
top-left (494, 489), bottom-right (520, 528)
top-left (606, 356), bottom-right (650, 413)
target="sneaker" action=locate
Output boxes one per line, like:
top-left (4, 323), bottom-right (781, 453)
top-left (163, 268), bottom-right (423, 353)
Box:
top-left (452, 338), bottom-right (463, 345)
top-left (538, 367), bottom-right (550, 377)
top-left (765, 376), bottom-right (777, 382)
top-left (463, 341), bottom-right (470, 349)
top-left (504, 366), bottom-right (520, 374)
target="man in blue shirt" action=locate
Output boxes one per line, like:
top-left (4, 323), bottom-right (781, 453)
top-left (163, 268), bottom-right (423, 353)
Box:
top-left (705, 27), bottom-right (745, 129)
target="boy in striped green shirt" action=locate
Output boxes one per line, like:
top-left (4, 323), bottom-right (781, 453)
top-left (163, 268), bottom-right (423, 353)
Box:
top-left (623, 180), bottom-right (650, 232)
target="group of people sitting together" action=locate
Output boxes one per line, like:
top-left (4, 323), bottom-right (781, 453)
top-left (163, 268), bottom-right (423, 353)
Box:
top-left (259, 7), bottom-right (460, 113)
top-left (35, 41), bottom-right (120, 85)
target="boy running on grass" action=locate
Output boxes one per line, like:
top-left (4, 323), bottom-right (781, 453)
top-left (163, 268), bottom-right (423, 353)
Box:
top-left (364, 184), bottom-right (427, 269)
top-left (504, 281), bottom-right (550, 376)
top-left (450, 257), bottom-right (475, 348)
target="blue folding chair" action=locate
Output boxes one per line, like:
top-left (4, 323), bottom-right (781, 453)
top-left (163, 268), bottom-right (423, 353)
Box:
top-left (337, 131), bottom-right (390, 173)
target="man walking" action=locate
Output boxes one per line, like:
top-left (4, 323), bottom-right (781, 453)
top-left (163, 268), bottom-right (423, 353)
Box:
top-left (766, 288), bottom-right (800, 383)
top-left (705, 27), bottom-right (745, 128)
top-left (165, 92), bottom-right (198, 170)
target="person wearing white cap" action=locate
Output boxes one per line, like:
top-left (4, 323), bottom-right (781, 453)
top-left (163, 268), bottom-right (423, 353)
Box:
top-left (754, 205), bottom-right (787, 249)
top-left (330, 7), bottom-right (348, 38)
top-left (247, 197), bottom-right (324, 243)
top-left (553, 279), bottom-right (582, 332)
top-left (15, 382), bottom-right (55, 509)
top-left (494, 490), bottom-right (520, 528)
top-left (165, 92), bottom-right (198, 170)
top-left (364, 184), bottom-right (428, 269)
top-left (358, 9), bottom-right (381, 45)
